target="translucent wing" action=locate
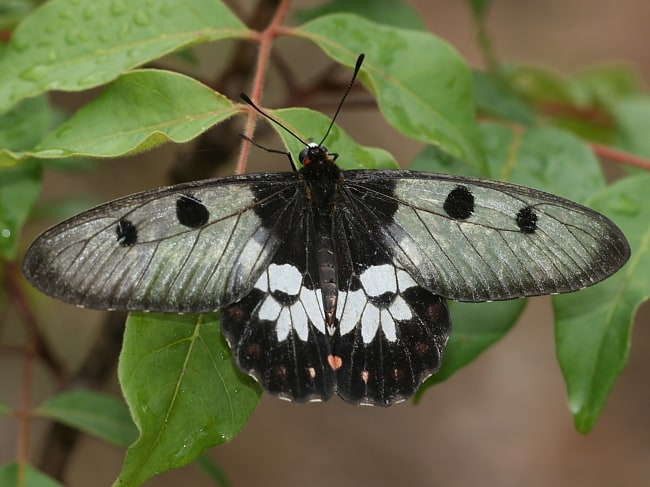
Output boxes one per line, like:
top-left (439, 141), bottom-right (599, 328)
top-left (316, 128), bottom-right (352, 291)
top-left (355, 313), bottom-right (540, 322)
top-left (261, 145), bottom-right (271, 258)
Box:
top-left (23, 173), bottom-right (302, 312)
top-left (340, 170), bottom-right (630, 302)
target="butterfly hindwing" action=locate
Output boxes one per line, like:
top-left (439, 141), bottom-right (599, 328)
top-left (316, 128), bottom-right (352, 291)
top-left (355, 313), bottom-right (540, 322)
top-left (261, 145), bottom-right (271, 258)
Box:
top-left (341, 170), bottom-right (629, 302)
top-left (333, 266), bottom-right (450, 406)
top-left (331, 190), bottom-right (451, 405)
top-left (221, 192), bottom-right (336, 402)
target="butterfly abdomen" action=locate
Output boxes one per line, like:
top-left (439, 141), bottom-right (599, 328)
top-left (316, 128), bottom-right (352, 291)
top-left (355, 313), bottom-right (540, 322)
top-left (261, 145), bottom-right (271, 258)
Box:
top-left (300, 149), bottom-right (344, 329)
top-left (313, 210), bottom-right (338, 328)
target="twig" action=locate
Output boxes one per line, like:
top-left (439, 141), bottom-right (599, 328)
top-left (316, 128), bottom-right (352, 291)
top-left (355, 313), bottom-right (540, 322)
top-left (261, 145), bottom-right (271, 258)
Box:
top-left (5, 262), bottom-right (67, 380)
top-left (237, 0), bottom-right (293, 174)
top-left (592, 143), bottom-right (650, 171)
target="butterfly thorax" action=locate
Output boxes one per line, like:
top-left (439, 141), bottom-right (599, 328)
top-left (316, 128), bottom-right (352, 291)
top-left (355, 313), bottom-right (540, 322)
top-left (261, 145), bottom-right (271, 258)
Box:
top-left (299, 143), bottom-right (342, 327)
top-left (299, 144), bottom-right (341, 208)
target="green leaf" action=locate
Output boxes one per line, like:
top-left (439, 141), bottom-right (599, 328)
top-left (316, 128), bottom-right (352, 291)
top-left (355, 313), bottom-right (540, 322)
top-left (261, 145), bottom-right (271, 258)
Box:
top-left (415, 299), bottom-right (526, 400)
top-left (479, 123), bottom-right (606, 201)
top-left (295, 14), bottom-right (484, 167)
top-left (36, 390), bottom-right (137, 447)
top-left (0, 0), bottom-right (250, 114)
top-left (410, 143), bottom-right (481, 176)
top-left (115, 312), bottom-right (260, 487)
top-left (0, 94), bottom-right (55, 169)
top-left (296, 0), bottom-right (427, 31)
top-left (2, 70), bottom-right (238, 164)
top-left (610, 95), bottom-right (650, 158)
top-left (510, 65), bottom-right (576, 104)
top-left (506, 64), bottom-right (645, 143)
top-left (555, 173), bottom-right (650, 432)
top-left (0, 463), bottom-right (63, 487)
top-left (507, 64), bottom-right (645, 139)
top-left (270, 107), bottom-right (398, 170)
top-left (570, 64), bottom-right (645, 105)
top-left (0, 159), bottom-right (42, 260)
top-left (472, 71), bottom-right (536, 125)
top-left (0, 95), bottom-right (53, 155)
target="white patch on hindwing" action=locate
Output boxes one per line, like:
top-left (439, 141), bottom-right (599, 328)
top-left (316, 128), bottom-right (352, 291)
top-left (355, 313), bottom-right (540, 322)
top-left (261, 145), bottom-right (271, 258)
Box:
top-left (254, 263), bottom-right (324, 341)
top-left (337, 264), bottom-right (417, 344)
top-left (252, 263), bottom-right (420, 345)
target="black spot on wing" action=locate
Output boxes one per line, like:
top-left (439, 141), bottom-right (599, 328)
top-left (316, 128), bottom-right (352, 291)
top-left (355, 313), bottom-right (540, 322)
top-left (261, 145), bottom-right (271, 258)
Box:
top-left (176, 194), bottom-right (209, 228)
top-left (116, 219), bottom-right (137, 246)
top-left (444, 185), bottom-right (474, 220)
top-left (516, 205), bottom-right (538, 234)
top-left (221, 288), bottom-right (335, 402)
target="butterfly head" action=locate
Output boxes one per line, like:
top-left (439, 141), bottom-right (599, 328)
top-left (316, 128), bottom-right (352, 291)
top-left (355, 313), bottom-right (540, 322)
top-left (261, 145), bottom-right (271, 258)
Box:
top-left (298, 141), bottom-right (341, 186)
top-left (299, 142), bottom-right (330, 167)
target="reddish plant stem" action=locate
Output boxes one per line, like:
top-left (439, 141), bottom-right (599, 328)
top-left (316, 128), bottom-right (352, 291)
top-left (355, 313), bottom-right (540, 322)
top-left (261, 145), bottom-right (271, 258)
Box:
top-left (236, 0), bottom-right (293, 174)
top-left (539, 100), bottom-right (615, 129)
top-left (2, 262), bottom-right (64, 485)
top-left (5, 263), bottom-right (66, 380)
top-left (592, 143), bottom-right (650, 171)
top-left (3, 262), bottom-right (62, 482)
top-left (16, 337), bottom-right (36, 487)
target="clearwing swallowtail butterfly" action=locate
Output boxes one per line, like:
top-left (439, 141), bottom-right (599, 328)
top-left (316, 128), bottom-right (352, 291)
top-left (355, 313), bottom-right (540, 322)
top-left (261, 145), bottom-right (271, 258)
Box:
top-left (22, 54), bottom-right (630, 406)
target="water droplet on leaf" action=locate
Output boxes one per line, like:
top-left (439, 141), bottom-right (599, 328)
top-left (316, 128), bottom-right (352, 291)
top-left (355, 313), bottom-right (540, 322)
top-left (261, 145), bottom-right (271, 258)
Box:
top-left (78, 72), bottom-right (103, 86)
top-left (21, 65), bottom-right (48, 81)
top-left (111, 0), bottom-right (128, 16)
top-left (65, 31), bottom-right (80, 45)
top-left (133, 10), bottom-right (151, 26)
top-left (83, 7), bottom-right (95, 20)
top-left (12, 38), bottom-right (29, 53)
top-left (59, 8), bottom-right (74, 20)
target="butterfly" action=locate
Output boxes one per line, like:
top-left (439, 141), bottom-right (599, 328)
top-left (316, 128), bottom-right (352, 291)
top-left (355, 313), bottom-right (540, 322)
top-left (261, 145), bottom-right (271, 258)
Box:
top-left (22, 55), bottom-right (630, 406)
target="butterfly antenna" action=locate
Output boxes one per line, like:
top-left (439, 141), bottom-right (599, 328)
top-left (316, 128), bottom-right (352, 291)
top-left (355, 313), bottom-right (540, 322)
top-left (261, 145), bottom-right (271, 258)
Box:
top-left (240, 93), bottom-right (308, 148)
top-left (318, 53), bottom-right (365, 146)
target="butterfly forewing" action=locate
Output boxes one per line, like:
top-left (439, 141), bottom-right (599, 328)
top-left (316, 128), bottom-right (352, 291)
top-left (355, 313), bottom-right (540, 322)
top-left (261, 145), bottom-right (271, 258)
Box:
top-left (23, 174), bottom-right (301, 312)
top-left (342, 170), bottom-right (630, 302)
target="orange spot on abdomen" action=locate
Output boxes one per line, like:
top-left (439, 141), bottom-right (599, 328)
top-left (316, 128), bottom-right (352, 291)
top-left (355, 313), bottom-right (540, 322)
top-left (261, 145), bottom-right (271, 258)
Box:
top-left (328, 354), bottom-right (343, 370)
